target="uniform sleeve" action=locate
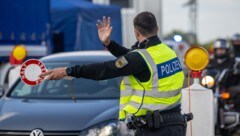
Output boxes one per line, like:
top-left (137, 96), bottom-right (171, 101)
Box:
top-left (69, 52), bottom-right (148, 80)
top-left (106, 41), bottom-right (130, 57)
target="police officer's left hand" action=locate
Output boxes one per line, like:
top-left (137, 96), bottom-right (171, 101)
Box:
top-left (96, 16), bottom-right (112, 46)
top-left (39, 67), bottom-right (67, 80)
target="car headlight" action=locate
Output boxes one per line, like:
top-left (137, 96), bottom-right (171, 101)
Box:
top-left (201, 76), bottom-right (215, 88)
top-left (79, 120), bottom-right (120, 136)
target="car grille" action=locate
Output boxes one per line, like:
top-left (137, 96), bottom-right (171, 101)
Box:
top-left (0, 131), bottom-right (80, 136)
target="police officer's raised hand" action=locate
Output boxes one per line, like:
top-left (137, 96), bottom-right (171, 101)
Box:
top-left (96, 16), bottom-right (112, 46)
top-left (39, 67), bottom-right (67, 80)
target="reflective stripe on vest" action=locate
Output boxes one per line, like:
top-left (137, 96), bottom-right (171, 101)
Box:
top-left (120, 96), bottom-right (181, 113)
top-left (119, 43), bottom-right (184, 119)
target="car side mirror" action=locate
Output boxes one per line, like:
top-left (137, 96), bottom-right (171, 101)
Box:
top-left (0, 87), bottom-right (5, 97)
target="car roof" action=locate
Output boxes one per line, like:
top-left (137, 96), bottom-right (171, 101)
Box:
top-left (41, 50), bottom-right (116, 62)
top-left (163, 40), bottom-right (189, 47)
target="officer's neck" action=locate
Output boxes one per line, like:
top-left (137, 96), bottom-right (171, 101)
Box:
top-left (138, 33), bottom-right (156, 42)
top-left (138, 37), bottom-right (146, 43)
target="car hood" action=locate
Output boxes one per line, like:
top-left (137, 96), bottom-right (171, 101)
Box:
top-left (0, 97), bottom-right (119, 131)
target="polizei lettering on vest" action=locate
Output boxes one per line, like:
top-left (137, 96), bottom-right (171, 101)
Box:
top-left (157, 58), bottom-right (182, 79)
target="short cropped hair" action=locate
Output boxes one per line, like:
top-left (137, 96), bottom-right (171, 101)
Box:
top-left (133, 11), bottom-right (158, 36)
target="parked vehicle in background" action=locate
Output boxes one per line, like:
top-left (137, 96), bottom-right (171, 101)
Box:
top-left (1, 0), bottom-right (122, 89)
top-left (0, 0), bottom-right (50, 89)
top-left (0, 51), bottom-right (134, 136)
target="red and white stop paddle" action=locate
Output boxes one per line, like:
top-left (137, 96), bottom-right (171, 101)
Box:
top-left (20, 59), bottom-right (47, 86)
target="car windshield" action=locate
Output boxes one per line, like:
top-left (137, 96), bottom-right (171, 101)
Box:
top-left (10, 62), bottom-right (120, 99)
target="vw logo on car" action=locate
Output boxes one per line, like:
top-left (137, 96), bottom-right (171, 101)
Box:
top-left (30, 129), bottom-right (44, 136)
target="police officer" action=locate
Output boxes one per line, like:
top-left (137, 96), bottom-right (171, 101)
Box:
top-left (207, 38), bottom-right (234, 72)
top-left (208, 38), bottom-right (240, 112)
top-left (40, 11), bottom-right (190, 136)
top-left (229, 34), bottom-right (240, 111)
top-left (231, 33), bottom-right (240, 57)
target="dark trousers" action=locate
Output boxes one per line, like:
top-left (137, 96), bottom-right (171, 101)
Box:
top-left (135, 124), bottom-right (186, 136)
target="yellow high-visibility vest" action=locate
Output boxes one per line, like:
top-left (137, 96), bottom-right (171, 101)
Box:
top-left (119, 43), bottom-right (184, 119)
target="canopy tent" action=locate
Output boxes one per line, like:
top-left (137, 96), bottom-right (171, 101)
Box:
top-left (51, 0), bottom-right (122, 51)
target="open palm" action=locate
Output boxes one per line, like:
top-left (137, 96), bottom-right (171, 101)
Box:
top-left (96, 16), bottom-right (112, 46)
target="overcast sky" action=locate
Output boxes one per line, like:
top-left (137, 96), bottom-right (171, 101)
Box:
top-left (163, 0), bottom-right (240, 43)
